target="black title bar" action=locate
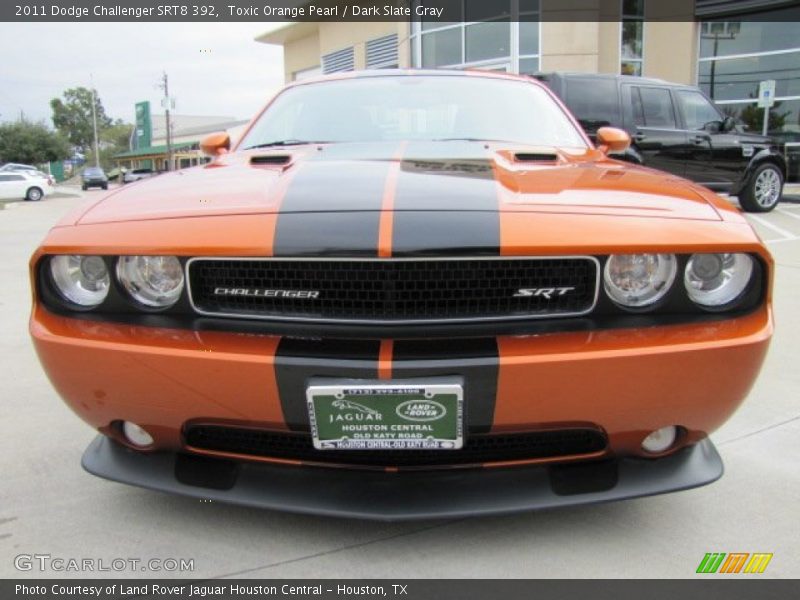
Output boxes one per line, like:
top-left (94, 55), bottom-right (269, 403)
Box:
top-left (3, 0), bottom-right (800, 22)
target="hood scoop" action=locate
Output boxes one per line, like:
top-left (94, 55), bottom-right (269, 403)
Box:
top-left (514, 152), bottom-right (559, 163)
top-left (250, 155), bottom-right (291, 166)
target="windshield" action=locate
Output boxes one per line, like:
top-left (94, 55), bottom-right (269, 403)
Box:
top-left (240, 75), bottom-right (587, 149)
top-left (85, 168), bottom-right (103, 175)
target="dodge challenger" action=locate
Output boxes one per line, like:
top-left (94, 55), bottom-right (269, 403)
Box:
top-left (30, 71), bottom-right (773, 519)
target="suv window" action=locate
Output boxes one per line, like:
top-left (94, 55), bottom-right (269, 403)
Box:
top-left (676, 90), bottom-right (722, 131)
top-left (563, 77), bottom-right (620, 133)
top-left (632, 87), bottom-right (677, 129)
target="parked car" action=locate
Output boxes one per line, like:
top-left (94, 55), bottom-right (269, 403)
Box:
top-left (81, 166), bottom-right (108, 191)
top-left (122, 168), bottom-right (156, 184)
top-left (534, 72), bottom-right (787, 212)
top-left (0, 162), bottom-right (38, 173)
top-left (25, 169), bottom-right (56, 187)
top-left (30, 70), bottom-right (772, 519)
top-left (0, 171), bottom-right (52, 201)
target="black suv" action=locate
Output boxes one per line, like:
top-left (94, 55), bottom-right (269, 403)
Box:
top-left (535, 73), bottom-right (787, 212)
top-left (81, 166), bottom-right (108, 191)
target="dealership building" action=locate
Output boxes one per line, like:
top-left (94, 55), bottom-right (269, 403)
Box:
top-left (258, 0), bottom-right (800, 174)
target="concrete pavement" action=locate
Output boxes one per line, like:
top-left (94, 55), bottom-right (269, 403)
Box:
top-left (1, 190), bottom-right (798, 579)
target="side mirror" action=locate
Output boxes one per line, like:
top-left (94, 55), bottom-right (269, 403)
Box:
top-left (722, 116), bottom-right (737, 132)
top-left (596, 127), bottom-right (631, 154)
top-left (200, 132), bottom-right (231, 156)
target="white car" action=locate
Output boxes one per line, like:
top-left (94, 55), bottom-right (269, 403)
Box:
top-left (0, 171), bottom-right (53, 201)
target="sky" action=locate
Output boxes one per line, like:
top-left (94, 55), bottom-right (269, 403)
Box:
top-left (0, 23), bottom-right (286, 125)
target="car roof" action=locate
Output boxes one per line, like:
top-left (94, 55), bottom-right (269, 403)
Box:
top-left (533, 71), bottom-right (696, 88)
top-left (0, 163), bottom-right (37, 171)
top-left (285, 68), bottom-right (546, 90)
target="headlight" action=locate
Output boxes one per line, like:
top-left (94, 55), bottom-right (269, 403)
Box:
top-left (117, 256), bottom-right (184, 308)
top-left (603, 254), bottom-right (677, 309)
top-left (685, 253), bottom-right (753, 308)
top-left (49, 255), bottom-right (110, 307)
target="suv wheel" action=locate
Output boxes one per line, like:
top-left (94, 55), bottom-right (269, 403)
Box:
top-left (25, 187), bottom-right (43, 202)
top-left (739, 163), bottom-right (783, 212)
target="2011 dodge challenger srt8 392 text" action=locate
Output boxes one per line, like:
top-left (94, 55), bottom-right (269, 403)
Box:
top-left (30, 71), bottom-right (773, 520)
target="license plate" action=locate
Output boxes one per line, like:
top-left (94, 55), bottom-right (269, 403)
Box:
top-left (306, 379), bottom-right (463, 451)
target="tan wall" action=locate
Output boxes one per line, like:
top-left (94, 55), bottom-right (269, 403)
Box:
top-left (642, 21), bottom-right (698, 85)
top-left (284, 33), bottom-right (321, 83)
top-left (540, 21), bottom-right (600, 73)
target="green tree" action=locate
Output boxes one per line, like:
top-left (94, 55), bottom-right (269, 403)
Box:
top-left (0, 119), bottom-right (70, 165)
top-left (85, 121), bottom-right (134, 170)
top-left (50, 87), bottom-right (113, 152)
top-left (733, 102), bottom-right (789, 133)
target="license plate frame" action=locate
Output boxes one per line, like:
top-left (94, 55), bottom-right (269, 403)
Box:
top-left (306, 379), bottom-right (464, 451)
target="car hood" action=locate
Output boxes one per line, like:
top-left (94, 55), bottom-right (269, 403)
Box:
top-left (78, 141), bottom-right (722, 225)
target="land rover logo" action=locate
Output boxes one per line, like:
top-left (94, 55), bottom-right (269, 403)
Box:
top-left (396, 399), bottom-right (447, 422)
top-left (214, 287), bottom-right (319, 299)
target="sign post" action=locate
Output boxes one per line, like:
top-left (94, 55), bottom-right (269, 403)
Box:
top-left (758, 80), bottom-right (776, 137)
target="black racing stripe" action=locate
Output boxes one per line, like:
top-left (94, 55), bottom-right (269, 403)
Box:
top-left (392, 338), bottom-right (499, 434)
top-left (272, 158), bottom-right (390, 257)
top-left (392, 142), bottom-right (500, 256)
top-left (272, 212), bottom-right (381, 257)
top-left (274, 338), bottom-right (380, 431)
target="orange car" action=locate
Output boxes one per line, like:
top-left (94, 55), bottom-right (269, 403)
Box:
top-left (30, 71), bottom-right (772, 519)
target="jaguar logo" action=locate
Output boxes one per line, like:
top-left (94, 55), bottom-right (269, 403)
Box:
top-left (396, 399), bottom-right (447, 422)
top-left (214, 287), bottom-right (319, 299)
top-left (514, 287), bottom-right (575, 299)
top-left (332, 399), bottom-right (381, 416)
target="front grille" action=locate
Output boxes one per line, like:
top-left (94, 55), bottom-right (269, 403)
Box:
top-left (184, 425), bottom-right (608, 469)
top-left (187, 257), bottom-right (598, 323)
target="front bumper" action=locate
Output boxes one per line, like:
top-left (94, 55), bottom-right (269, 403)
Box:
top-left (83, 435), bottom-right (723, 520)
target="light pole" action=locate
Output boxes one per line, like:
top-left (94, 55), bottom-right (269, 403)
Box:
top-left (158, 72), bottom-right (174, 172)
top-left (90, 75), bottom-right (100, 167)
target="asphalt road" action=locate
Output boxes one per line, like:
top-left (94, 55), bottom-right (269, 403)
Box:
top-left (1, 187), bottom-right (798, 579)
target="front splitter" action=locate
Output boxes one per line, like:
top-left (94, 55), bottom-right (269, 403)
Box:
top-left (82, 435), bottom-right (723, 521)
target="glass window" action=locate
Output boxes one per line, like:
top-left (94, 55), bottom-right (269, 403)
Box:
top-left (635, 87), bottom-right (676, 129)
top-left (520, 21), bottom-right (539, 56)
top-left (620, 0), bottom-right (644, 75)
top-left (565, 78), bottom-right (621, 133)
top-left (700, 12), bottom-right (800, 59)
top-left (719, 99), bottom-right (800, 144)
top-left (465, 20), bottom-right (510, 62)
top-left (621, 21), bottom-right (643, 59)
top-left (623, 0), bottom-right (644, 16)
top-left (413, 1), bottom-right (540, 73)
top-left (632, 87), bottom-right (645, 125)
top-left (519, 57), bottom-right (540, 75)
top-left (419, 0), bottom-right (461, 29)
top-left (421, 28), bottom-right (462, 67)
top-left (621, 61), bottom-right (643, 76)
top-left (239, 76), bottom-right (587, 149)
top-left (699, 50), bottom-right (800, 101)
top-left (676, 90), bottom-right (722, 130)
top-left (465, 0), bottom-right (510, 21)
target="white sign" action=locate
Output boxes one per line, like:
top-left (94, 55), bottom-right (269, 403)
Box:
top-left (758, 80), bottom-right (776, 108)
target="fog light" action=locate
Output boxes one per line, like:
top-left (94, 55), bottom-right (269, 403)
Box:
top-left (641, 426), bottom-right (677, 453)
top-left (122, 421), bottom-right (154, 447)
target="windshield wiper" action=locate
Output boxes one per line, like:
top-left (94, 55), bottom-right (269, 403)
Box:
top-left (244, 140), bottom-right (332, 150)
